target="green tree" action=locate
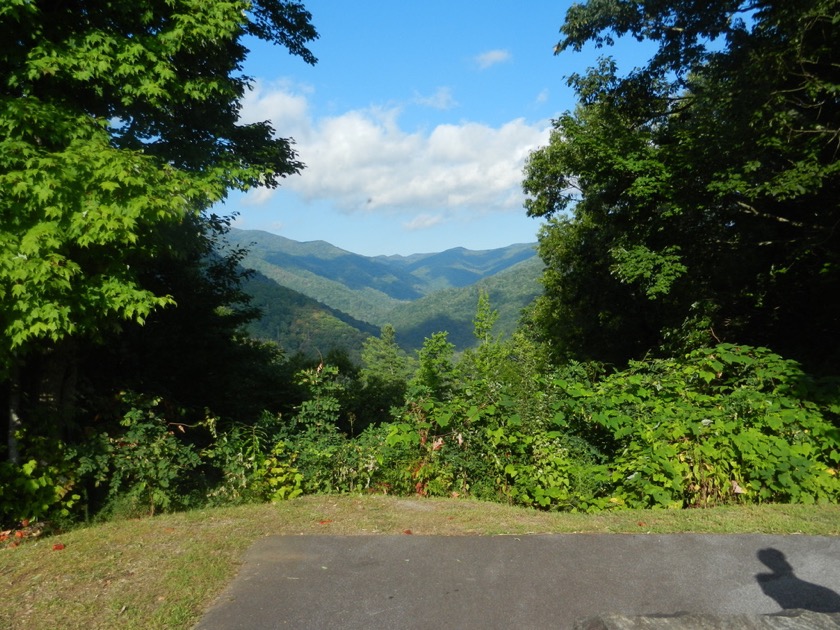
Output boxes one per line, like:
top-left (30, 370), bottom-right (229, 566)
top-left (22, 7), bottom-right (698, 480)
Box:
top-left (471, 289), bottom-right (499, 347)
top-left (1, 1), bottom-right (318, 461)
top-left (355, 324), bottom-right (415, 429)
top-left (525, 0), bottom-right (840, 369)
top-left (458, 289), bottom-right (507, 400)
top-left (360, 324), bottom-right (414, 386)
top-left (411, 332), bottom-right (457, 402)
top-left (82, 213), bottom-right (294, 425)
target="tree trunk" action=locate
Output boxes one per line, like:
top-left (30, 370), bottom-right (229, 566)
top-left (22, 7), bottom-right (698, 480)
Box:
top-left (7, 363), bottom-right (21, 464)
top-left (36, 340), bottom-right (78, 427)
top-left (5, 340), bottom-right (79, 464)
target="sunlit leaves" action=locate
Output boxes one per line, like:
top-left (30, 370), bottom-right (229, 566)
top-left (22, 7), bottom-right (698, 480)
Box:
top-left (0, 1), bottom-right (318, 377)
top-left (609, 245), bottom-right (687, 299)
top-left (0, 98), bottom-right (201, 357)
top-left (550, 344), bottom-right (840, 508)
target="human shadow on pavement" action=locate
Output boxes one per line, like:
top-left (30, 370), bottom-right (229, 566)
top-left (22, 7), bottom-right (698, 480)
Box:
top-left (756, 547), bottom-right (840, 612)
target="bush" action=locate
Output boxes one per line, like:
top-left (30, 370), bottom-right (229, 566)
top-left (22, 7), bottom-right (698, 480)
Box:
top-left (553, 345), bottom-right (840, 508)
top-left (203, 413), bottom-right (285, 504)
top-left (0, 457), bottom-right (80, 528)
top-left (76, 393), bottom-right (202, 518)
top-left (34, 341), bottom-right (838, 524)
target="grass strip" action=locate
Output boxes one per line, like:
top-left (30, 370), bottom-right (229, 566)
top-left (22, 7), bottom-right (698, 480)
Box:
top-left (2, 495), bottom-right (839, 629)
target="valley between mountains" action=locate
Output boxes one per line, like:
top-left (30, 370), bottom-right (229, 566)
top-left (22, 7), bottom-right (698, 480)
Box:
top-left (226, 228), bottom-right (543, 360)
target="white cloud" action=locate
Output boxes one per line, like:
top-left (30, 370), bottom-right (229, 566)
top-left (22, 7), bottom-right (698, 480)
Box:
top-left (535, 88), bottom-right (549, 105)
top-left (239, 80), bottom-right (311, 140)
top-left (474, 49), bottom-right (511, 69)
top-left (239, 83), bottom-right (551, 220)
top-left (404, 213), bottom-right (444, 231)
top-left (241, 186), bottom-right (276, 206)
top-left (412, 87), bottom-right (458, 110)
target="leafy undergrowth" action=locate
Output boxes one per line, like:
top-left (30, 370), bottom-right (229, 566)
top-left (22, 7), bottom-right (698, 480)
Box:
top-left (1, 495), bottom-right (839, 630)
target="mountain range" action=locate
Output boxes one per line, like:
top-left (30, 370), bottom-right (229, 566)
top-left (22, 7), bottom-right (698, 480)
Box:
top-left (227, 229), bottom-right (543, 360)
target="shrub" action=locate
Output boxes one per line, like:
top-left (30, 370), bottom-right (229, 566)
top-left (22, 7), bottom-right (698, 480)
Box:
top-left (76, 393), bottom-right (201, 517)
top-left (0, 456), bottom-right (80, 527)
top-left (203, 413), bottom-right (285, 505)
top-left (553, 344), bottom-right (840, 508)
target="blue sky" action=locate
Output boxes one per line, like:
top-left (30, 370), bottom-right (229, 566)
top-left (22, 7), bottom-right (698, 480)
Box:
top-left (223, 1), bottom-right (653, 256)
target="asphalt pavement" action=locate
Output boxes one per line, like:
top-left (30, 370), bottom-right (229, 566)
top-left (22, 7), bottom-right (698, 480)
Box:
top-left (196, 534), bottom-right (840, 629)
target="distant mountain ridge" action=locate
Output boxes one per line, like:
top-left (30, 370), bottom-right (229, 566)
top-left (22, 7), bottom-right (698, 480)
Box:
top-left (228, 228), bottom-right (543, 357)
top-left (384, 255), bottom-right (544, 349)
top-left (228, 229), bottom-right (537, 299)
top-left (371, 244), bottom-right (538, 293)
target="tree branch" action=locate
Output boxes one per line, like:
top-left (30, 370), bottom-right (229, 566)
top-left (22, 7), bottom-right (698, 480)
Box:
top-left (734, 201), bottom-right (809, 229)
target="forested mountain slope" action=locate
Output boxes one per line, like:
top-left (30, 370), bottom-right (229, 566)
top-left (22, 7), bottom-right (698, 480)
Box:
top-left (242, 271), bottom-right (378, 361)
top-left (383, 256), bottom-right (544, 349)
top-left (230, 229), bottom-right (541, 354)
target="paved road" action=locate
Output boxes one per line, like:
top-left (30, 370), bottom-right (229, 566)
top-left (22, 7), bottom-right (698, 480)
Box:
top-left (196, 534), bottom-right (840, 629)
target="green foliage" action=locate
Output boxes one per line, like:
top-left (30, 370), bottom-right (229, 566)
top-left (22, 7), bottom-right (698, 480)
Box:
top-left (275, 364), bottom-right (357, 493)
top-left (609, 245), bottom-right (687, 300)
top-left (471, 288), bottom-right (498, 345)
top-left (204, 393), bottom-right (384, 503)
top-left (0, 104), bottom-right (188, 363)
top-left (379, 331), bottom-right (840, 512)
top-left (294, 364), bottom-right (344, 429)
top-left (458, 289), bottom-right (505, 396)
top-left (360, 325), bottom-right (414, 386)
top-left (255, 441), bottom-right (304, 502)
top-left (287, 423), bottom-right (390, 495)
top-left (0, 457), bottom-right (80, 527)
top-left (202, 413), bottom-right (315, 504)
top-left (26, 336), bottom-right (840, 522)
top-left (385, 395), bottom-right (472, 497)
top-left (382, 354), bottom-right (599, 507)
top-left (1, 0), bottom-right (318, 472)
top-left (380, 300), bottom-right (603, 508)
top-left (496, 429), bottom-right (604, 510)
top-left (411, 332), bottom-right (457, 402)
top-left (553, 345), bottom-right (840, 508)
top-left (354, 324), bottom-right (414, 432)
top-left (527, 0), bottom-right (840, 369)
top-left (202, 413), bottom-right (279, 505)
top-left (77, 393), bottom-right (201, 517)
top-left (0, 427), bottom-right (84, 526)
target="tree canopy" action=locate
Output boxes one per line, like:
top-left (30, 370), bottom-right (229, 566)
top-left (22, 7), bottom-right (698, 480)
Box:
top-left (524, 0), bottom-right (840, 369)
top-left (1, 1), bottom-right (318, 460)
